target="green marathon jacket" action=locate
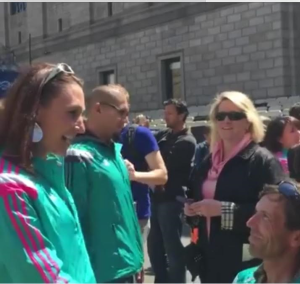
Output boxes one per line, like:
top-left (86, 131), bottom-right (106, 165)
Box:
top-left (65, 133), bottom-right (143, 283)
top-left (234, 266), bottom-right (300, 283)
top-left (0, 154), bottom-right (96, 283)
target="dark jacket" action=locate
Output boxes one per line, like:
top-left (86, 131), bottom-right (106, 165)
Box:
top-left (186, 142), bottom-right (285, 283)
top-left (288, 144), bottom-right (300, 181)
top-left (194, 141), bottom-right (210, 171)
top-left (152, 128), bottom-right (196, 202)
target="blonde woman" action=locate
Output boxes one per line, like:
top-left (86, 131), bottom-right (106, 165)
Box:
top-left (184, 91), bottom-right (285, 283)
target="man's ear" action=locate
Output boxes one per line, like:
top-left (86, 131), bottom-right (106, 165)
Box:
top-left (179, 113), bottom-right (185, 122)
top-left (95, 102), bottom-right (101, 113)
top-left (290, 230), bottom-right (300, 249)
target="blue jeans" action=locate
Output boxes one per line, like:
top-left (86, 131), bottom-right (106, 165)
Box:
top-left (147, 201), bottom-right (186, 283)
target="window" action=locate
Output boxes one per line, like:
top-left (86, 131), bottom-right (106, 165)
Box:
top-left (58, 18), bottom-right (63, 32)
top-left (10, 2), bottom-right (27, 15)
top-left (108, 3), bottom-right (113, 16)
top-left (99, 70), bottom-right (115, 85)
top-left (18, 31), bottom-right (22, 44)
top-left (161, 57), bottom-right (182, 100)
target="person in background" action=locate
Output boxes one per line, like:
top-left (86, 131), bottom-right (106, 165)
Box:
top-left (263, 116), bottom-right (300, 174)
top-left (0, 63), bottom-right (95, 282)
top-left (65, 84), bottom-right (143, 283)
top-left (287, 105), bottom-right (300, 180)
top-left (119, 121), bottom-right (167, 283)
top-left (288, 144), bottom-right (300, 182)
top-left (289, 102), bottom-right (300, 120)
top-left (187, 124), bottom-right (211, 277)
top-left (120, 122), bottom-right (167, 244)
top-left (135, 114), bottom-right (150, 128)
top-left (194, 125), bottom-right (211, 171)
top-left (234, 181), bottom-right (300, 283)
top-left (185, 91), bottom-right (284, 283)
top-left (148, 99), bottom-right (196, 283)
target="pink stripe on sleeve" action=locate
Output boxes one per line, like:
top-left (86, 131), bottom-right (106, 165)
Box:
top-left (2, 193), bottom-right (51, 282)
top-left (17, 191), bottom-right (68, 283)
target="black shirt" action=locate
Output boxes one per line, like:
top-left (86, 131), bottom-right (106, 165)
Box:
top-left (152, 128), bottom-right (196, 202)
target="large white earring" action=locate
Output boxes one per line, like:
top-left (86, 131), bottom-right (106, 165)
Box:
top-left (32, 123), bottom-right (43, 143)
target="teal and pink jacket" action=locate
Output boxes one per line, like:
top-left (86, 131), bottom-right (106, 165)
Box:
top-left (0, 154), bottom-right (95, 283)
top-left (274, 149), bottom-right (289, 174)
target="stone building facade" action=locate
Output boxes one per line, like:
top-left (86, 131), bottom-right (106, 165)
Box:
top-left (0, 2), bottom-right (299, 112)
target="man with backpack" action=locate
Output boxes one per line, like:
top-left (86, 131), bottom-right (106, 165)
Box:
top-left (119, 123), bottom-right (167, 242)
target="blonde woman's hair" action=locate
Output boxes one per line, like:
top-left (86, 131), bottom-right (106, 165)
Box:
top-left (209, 91), bottom-right (265, 148)
top-left (260, 115), bottom-right (271, 132)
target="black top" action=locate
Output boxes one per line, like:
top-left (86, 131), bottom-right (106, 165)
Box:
top-left (152, 128), bottom-right (196, 203)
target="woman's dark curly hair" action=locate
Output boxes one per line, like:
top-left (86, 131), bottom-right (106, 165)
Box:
top-left (263, 116), bottom-right (299, 153)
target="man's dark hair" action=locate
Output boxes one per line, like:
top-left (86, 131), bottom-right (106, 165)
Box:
top-left (260, 183), bottom-right (300, 231)
top-left (289, 103), bottom-right (300, 120)
top-left (163, 99), bottom-right (189, 122)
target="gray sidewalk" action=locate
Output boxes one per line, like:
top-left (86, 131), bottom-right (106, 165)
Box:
top-left (143, 223), bottom-right (193, 283)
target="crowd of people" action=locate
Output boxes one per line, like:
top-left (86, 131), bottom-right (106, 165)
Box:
top-left (0, 62), bottom-right (300, 284)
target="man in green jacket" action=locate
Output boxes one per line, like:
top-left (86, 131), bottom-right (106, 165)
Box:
top-left (234, 181), bottom-right (300, 283)
top-left (65, 84), bottom-right (143, 283)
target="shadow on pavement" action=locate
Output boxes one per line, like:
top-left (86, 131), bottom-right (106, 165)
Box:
top-left (144, 267), bottom-right (154, 276)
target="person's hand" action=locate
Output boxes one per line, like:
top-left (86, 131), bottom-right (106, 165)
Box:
top-left (190, 199), bottom-right (222, 217)
top-left (124, 159), bottom-right (136, 181)
top-left (184, 203), bottom-right (198, 217)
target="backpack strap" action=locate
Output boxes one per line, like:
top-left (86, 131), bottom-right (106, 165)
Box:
top-left (122, 125), bottom-right (149, 172)
top-left (122, 124), bottom-right (138, 159)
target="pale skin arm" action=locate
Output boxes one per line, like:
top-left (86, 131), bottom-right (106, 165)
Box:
top-left (124, 151), bottom-right (167, 186)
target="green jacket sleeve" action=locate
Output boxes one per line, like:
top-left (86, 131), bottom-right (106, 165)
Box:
top-left (65, 149), bottom-right (90, 236)
top-left (0, 181), bottom-right (75, 283)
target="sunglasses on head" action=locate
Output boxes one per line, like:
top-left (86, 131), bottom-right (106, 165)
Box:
top-left (215, 111), bottom-right (247, 121)
top-left (42, 63), bottom-right (74, 86)
top-left (34, 63), bottom-right (75, 115)
top-left (278, 181), bottom-right (300, 200)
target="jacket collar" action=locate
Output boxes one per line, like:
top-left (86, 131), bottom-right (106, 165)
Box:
top-left (170, 127), bottom-right (189, 136)
top-left (162, 128), bottom-right (189, 140)
top-left (235, 141), bottom-right (258, 160)
top-left (75, 129), bottom-right (114, 148)
top-left (203, 141), bottom-right (258, 164)
top-left (254, 264), bottom-right (300, 283)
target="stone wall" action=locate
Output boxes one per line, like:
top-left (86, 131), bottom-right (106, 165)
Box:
top-left (0, 3), bottom-right (6, 46)
top-left (0, 2), bottom-right (297, 112)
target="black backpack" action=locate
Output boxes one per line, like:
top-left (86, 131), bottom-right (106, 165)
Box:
top-left (121, 125), bottom-right (148, 172)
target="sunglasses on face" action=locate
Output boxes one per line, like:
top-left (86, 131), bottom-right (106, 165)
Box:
top-left (215, 111), bottom-right (247, 121)
top-left (101, 102), bottom-right (129, 118)
top-left (278, 181), bottom-right (300, 200)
